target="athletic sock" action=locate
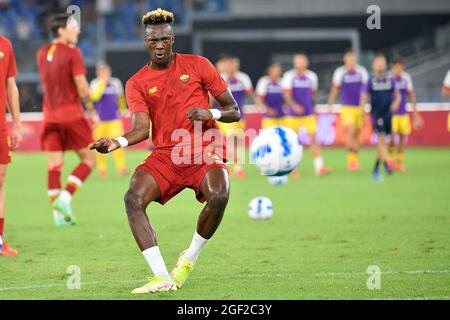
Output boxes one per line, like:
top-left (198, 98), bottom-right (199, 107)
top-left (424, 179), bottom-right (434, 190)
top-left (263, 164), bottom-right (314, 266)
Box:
top-left (185, 231), bottom-right (209, 263)
top-left (313, 156), bottom-right (324, 175)
top-left (62, 163), bottom-right (92, 202)
top-left (384, 161), bottom-right (391, 173)
top-left (48, 164), bottom-right (62, 202)
top-left (142, 246), bottom-right (170, 279)
top-left (388, 144), bottom-right (395, 157)
top-left (373, 160), bottom-right (380, 174)
top-left (0, 217), bottom-right (4, 237)
top-left (396, 152), bottom-right (404, 164)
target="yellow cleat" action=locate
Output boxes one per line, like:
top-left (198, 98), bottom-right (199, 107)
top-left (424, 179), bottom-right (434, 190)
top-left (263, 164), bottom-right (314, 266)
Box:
top-left (131, 276), bottom-right (177, 294)
top-left (170, 251), bottom-right (194, 289)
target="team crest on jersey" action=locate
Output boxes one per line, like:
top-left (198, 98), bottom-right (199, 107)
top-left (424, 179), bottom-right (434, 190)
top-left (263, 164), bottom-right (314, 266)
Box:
top-left (207, 152), bottom-right (223, 164)
top-left (149, 86), bottom-right (158, 94)
top-left (0, 51), bottom-right (4, 59)
top-left (180, 74), bottom-right (190, 83)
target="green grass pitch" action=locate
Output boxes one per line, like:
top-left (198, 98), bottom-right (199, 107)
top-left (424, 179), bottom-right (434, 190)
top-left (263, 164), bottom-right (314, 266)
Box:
top-left (0, 148), bottom-right (449, 300)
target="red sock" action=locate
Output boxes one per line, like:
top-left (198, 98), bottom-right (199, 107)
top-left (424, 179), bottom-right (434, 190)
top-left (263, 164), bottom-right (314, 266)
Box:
top-left (0, 218), bottom-right (4, 237)
top-left (65, 163), bottom-right (92, 195)
top-left (48, 164), bottom-right (62, 201)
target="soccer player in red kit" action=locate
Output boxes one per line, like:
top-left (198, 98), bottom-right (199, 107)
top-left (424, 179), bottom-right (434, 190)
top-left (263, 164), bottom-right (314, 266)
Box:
top-left (91, 9), bottom-right (240, 294)
top-left (0, 35), bottom-right (21, 256)
top-left (37, 14), bottom-right (99, 226)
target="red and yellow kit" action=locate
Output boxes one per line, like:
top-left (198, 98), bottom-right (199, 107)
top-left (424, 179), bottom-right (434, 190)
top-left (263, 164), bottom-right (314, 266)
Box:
top-left (0, 36), bottom-right (17, 164)
top-left (126, 53), bottom-right (229, 204)
top-left (36, 42), bottom-right (92, 151)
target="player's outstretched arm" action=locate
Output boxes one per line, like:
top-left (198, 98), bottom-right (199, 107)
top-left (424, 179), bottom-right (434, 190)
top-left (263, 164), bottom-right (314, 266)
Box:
top-left (6, 77), bottom-right (21, 150)
top-left (327, 86), bottom-right (339, 113)
top-left (187, 88), bottom-right (240, 123)
top-left (90, 112), bottom-right (150, 153)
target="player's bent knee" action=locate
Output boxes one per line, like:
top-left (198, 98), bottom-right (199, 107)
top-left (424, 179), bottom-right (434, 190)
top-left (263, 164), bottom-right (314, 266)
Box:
top-left (207, 192), bottom-right (229, 211)
top-left (124, 191), bottom-right (147, 214)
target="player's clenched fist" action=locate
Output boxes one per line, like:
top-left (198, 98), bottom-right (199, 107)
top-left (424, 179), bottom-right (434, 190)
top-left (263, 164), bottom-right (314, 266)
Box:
top-left (90, 138), bottom-right (120, 153)
top-left (186, 107), bottom-right (213, 121)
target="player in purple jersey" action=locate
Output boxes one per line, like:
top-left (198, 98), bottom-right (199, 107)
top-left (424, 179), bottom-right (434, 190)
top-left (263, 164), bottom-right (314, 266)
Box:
top-left (328, 49), bottom-right (368, 172)
top-left (282, 52), bottom-right (331, 177)
top-left (90, 62), bottom-right (128, 177)
top-left (219, 55), bottom-right (254, 179)
top-left (387, 56), bottom-right (420, 172)
top-left (256, 62), bottom-right (288, 128)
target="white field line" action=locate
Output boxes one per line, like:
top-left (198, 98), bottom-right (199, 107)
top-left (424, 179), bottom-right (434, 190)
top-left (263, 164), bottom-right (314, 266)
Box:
top-left (1, 269), bottom-right (449, 293)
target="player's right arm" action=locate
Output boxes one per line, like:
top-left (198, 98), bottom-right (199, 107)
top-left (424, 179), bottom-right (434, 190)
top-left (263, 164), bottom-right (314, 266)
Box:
top-left (74, 74), bottom-right (100, 127)
top-left (6, 76), bottom-right (21, 150)
top-left (327, 68), bottom-right (341, 113)
top-left (90, 112), bottom-right (150, 153)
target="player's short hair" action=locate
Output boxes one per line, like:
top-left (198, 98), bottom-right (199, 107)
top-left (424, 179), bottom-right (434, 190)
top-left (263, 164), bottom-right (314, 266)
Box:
top-left (49, 13), bottom-right (73, 38)
top-left (344, 48), bottom-right (355, 56)
top-left (215, 53), bottom-right (233, 63)
top-left (393, 55), bottom-right (405, 65)
top-left (294, 51), bottom-right (307, 57)
top-left (96, 60), bottom-right (110, 70)
top-left (142, 8), bottom-right (175, 25)
top-left (373, 52), bottom-right (386, 60)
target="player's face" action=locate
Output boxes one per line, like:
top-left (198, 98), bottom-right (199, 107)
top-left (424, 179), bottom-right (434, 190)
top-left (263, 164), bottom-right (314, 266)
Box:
top-left (62, 17), bottom-right (80, 45)
top-left (228, 58), bottom-right (240, 75)
top-left (215, 59), bottom-right (227, 73)
top-left (97, 65), bottom-right (111, 79)
top-left (344, 52), bottom-right (357, 69)
top-left (144, 24), bottom-right (175, 66)
top-left (372, 56), bottom-right (386, 73)
top-left (268, 63), bottom-right (281, 79)
top-left (391, 63), bottom-right (404, 76)
top-left (293, 55), bottom-right (308, 71)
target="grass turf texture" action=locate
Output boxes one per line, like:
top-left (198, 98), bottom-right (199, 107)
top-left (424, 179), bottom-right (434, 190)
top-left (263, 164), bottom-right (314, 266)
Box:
top-left (0, 148), bottom-right (449, 300)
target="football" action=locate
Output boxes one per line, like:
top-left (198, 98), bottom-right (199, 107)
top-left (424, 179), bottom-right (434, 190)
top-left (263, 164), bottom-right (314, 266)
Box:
top-left (251, 126), bottom-right (303, 176)
top-left (248, 197), bottom-right (273, 220)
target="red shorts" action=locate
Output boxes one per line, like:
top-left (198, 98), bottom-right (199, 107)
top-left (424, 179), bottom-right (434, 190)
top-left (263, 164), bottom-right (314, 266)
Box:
top-left (136, 150), bottom-right (227, 205)
top-left (0, 134), bottom-right (11, 164)
top-left (41, 118), bottom-right (93, 151)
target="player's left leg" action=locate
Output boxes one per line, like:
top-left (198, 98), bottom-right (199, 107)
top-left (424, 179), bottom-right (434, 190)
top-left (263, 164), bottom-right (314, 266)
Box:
top-left (0, 164), bottom-right (17, 256)
top-left (53, 148), bottom-right (96, 225)
top-left (170, 167), bottom-right (230, 289)
top-left (306, 116), bottom-right (331, 177)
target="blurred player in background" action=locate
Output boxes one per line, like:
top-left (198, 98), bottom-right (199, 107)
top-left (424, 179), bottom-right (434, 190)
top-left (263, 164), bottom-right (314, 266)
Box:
top-left (219, 55), bottom-right (254, 178)
top-left (256, 62), bottom-right (288, 128)
top-left (91, 9), bottom-right (240, 294)
top-left (366, 54), bottom-right (400, 181)
top-left (442, 69), bottom-right (450, 131)
top-left (37, 14), bottom-right (99, 226)
top-left (0, 35), bottom-right (21, 256)
top-left (328, 49), bottom-right (368, 171)
top-left (283, 52), bottom-right (331, 177)
top-left (387, 56), bottom-right (420, 172)
top-left (90, 61), bottom-right (128, 178)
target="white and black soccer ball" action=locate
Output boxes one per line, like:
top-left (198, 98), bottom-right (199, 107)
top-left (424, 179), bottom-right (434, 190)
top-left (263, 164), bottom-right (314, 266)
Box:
top-left (248, 197), bottom-right (273, 220)
top-left (251, 126), bottom-right (302, 176)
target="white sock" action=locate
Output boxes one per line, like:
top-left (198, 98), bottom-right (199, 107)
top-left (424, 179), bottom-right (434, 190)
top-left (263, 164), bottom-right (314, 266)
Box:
top-left (59, 190), bottom-right (72, 204)
top-left (313, 156), bottom-right (324, 174)
top-left (185, 231), bottom-right (209, 263)
top-left (142, 246), bottom-right (170, 278)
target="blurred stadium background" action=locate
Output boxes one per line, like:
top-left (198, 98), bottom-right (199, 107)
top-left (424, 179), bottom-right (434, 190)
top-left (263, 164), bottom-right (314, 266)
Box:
top-left (2, 0), bottom-right (449, 132)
